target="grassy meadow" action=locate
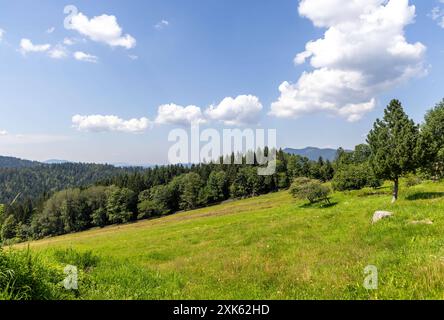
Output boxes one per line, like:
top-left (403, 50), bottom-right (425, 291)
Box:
top-left (9, 180), bottom-right (444, 300)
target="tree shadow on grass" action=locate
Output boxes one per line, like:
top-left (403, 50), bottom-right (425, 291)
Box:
top-left (300, 201), bottom-right (339, 209)
top-left (406, 192), bottom-right (444, 201)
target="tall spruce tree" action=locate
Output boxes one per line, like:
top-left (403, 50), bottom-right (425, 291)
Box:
top-left (367, 99), bottom-right (419, 203)
top-left (417, 99), bottom-right (444, 180)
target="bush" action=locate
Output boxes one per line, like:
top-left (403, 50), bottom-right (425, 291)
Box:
top-left (0, 248), bottom-right (70, 300)
top-left (289, 178), bottom-right (331, 204)
top-left (332, 163), bottom-right (382, 191)
top-left (404, 174), bottom-right (422, 188)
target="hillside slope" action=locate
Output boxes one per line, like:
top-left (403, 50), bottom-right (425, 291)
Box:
top-left (0, 162), bottom-right (130, 203)
top-left (0, 156), bottom-right (40, 168)
top-left (16, 181), bottom-right (444, 300)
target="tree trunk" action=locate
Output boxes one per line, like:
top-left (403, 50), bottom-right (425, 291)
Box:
top-left (392, 177), bottom-right (399, 203)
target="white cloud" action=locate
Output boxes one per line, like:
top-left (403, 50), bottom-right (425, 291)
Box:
top-left (63, 37), bottom-right (75, 46)
top-left (154, 20), bottom-right (170, 30)
top-left (271, 0), bottom-right (426, 122)
top-left (72, 115), bottom-right (150, 133)
top-left (155, 104), bottom-right (206, 126)
top-left (430, 6), bottom-right (444, 28)
top-left (74, 51), bottom-right (98, 63)
top-left (69, 12), bottom-right (136, 49)
top-left (46, 27), bottom-right (55, 34)
top-left (48, 45), bottom-right (68, 59)
top-left (0, 130), bottom-right (8, 136)
top-left (128, 54), bottom-right (138, 60)
top-left (20, 38), bottom-right (51, 54)
top-left (205, 95), bottom-right (263, 126)
top-left (0, 29), bottom-right (5, 42)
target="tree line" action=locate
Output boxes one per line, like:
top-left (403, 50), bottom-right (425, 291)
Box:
top-left (0, 149), bottom-right (334, 243)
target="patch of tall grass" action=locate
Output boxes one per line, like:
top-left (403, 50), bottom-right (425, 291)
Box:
top-left (0, 248), bottom-right (69, 300)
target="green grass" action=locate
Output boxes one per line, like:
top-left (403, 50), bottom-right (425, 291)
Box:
top-left (11, 180), bottom-right (444, 299)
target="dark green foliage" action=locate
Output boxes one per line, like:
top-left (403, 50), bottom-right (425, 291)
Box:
top-left (52, 248), bottom-right (99, 270)
top-left (367, 99), bottom-right (419, 201)
top-left (1, 215), bottom-right (16, 243)
top-left (106, 187), bottom-right (137, 224)
top-left (417, 100), bottom-right (444, 180)
top-left (0, 162), bottom-right (132, 204)
top-left (289, 177), bottom-right (331, 204)
top-left (332, 144), bottom-right (382, 191)
top-left (230, 166), bottom-right (264, 198)
top-left (202, 171), bottom-right (228, 204)
top-left (332, 163), bottom-right (382, 191)
top-left (0, 156), bottom-right (40, 169)
top-left (179, 173), bottom-right (203, 210)
top-left (137, 185), bottom-right (173, 219)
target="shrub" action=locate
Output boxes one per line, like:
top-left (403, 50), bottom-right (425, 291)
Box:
top-left (0, 248), bottom-right (70, 300)
top-left (289, 178), bottom-right (331, 204)
top-left (404, 174), bottom-right (422, 188)
top-left (332, 163), bottom-right (382, 191)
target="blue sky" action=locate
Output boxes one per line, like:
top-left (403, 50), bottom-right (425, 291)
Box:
top-left (0, 0), bottom-right (444, 164)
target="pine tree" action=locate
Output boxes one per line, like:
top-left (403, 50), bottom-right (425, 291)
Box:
top-left (417, 99), bottom-right (444, 180)
top-left (367, 99), bottom-right (419, 203)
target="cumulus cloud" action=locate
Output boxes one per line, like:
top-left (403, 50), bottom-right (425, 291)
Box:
top-left (74, 51), bottom-right (98, 63)
top-left (63, 37), bottom-right (75, 46)
top-left (20, 38), bottom-right (51, 54)
top-left (270, 0), bottom-right (426, 122)
top-left (205, 95), bottom-right (263, 126)
top-left (155, 104), bottom-right (206, 126)
top-left (46, 27), bottom-right (55, 34)
top-left (72, 115), bottom-right (150, 133)
top-left (154, 20), bottom-right (170, 30)
top-left (48, 45), bottom-right (68, 59)
top-left (68, 12), bottom-right (136, 49)
top-left (0, 130), bottom-right (8, 136)
top-left (0, 29), bottom-right (5, 42)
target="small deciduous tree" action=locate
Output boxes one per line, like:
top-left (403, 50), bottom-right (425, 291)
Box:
top-left (289, 177), bottom-right (331, 204)
top-left (1, 214), bottom-right (16, 241)
top-left (367, 99), bottom-right (419, 203)
top-left (179, 173), bottom-right (203, 211)
top-left (106, 187), bottom-right (136, 224)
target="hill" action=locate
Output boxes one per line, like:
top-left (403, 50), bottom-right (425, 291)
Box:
top-left (15, 180), bottom-right (444, 299)
top-left (0, 156), bottom-right (40, 168)
top-left (284, 147), bottom-right (341, 161)
top-left (0, 162), bottom-right (130, 203)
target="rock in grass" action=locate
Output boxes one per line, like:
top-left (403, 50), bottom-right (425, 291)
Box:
top-left (372, 211), bottom-right (393, 224)
top-left (410, 219), bottom-right (433, 225)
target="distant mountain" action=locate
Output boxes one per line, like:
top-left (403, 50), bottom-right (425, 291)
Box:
top-left (44, 159), bottom-right (70, 164)
top-left (284, 147), bottom-right (342, 162)
top-left (111, 162), bottom-right (154, 169)
top-left (0, 156), bottom-right (41, 168)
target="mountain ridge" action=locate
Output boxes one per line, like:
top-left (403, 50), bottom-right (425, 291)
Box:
top-left (283, 147), bottom-right (343, 161)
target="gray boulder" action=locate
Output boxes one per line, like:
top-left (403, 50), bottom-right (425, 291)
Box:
top-left (372, 211), bottom-right (393, 224)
